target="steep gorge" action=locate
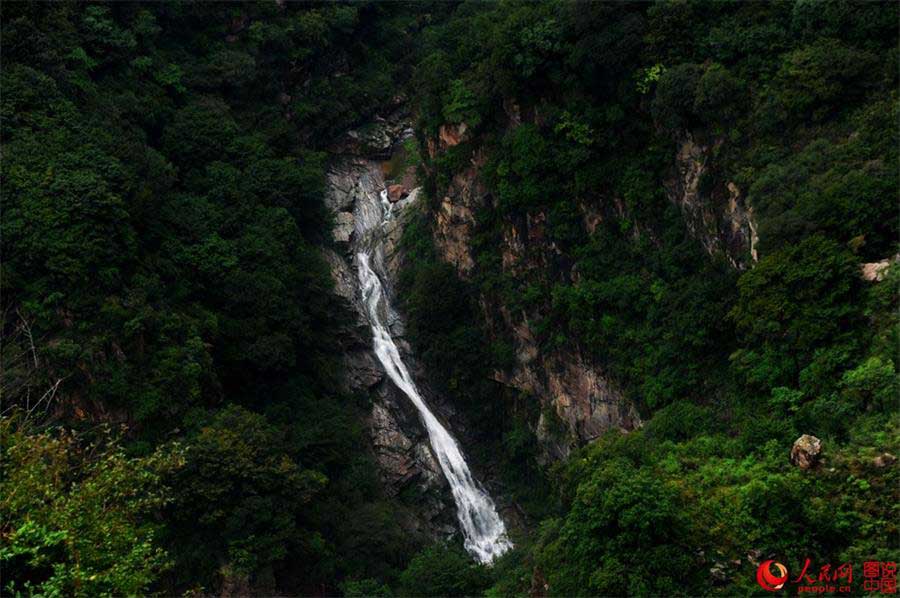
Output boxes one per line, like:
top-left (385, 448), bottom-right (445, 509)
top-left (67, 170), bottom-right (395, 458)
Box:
top-left (323, 116), bottom-right (454, 539)
top-left (3, 2), bottom-right (897, 595)
top-left (322, 113), bottom-right (515, 555)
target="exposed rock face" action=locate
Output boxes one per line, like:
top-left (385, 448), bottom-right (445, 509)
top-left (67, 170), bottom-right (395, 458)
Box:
top-left (323, 249), bottom-right (357, 303)
top-left (861, 257), bottom-right (896, 282)
top-left (428, 131), bottom-right (640, 462)
top-left (433, 157), bottom-right (489, 278)
top-left (490, 311), bottom-right (640, 462)
top-left (665, 133), bottom-right (758, 269)
top-left (791, 434), bottom-right (822, 469)
top-left (370, 399), bottom-right (446, 500)
top-left (332, 111), bottom-right (414, 158)
top-left (439, 123), bottom-right (468, 148)
top-left (332, 212), bottom-right (354, 245)
top-left (324, 114), bottom-right (457, 539)
top-left (387, 183), bottom-right (407, 202)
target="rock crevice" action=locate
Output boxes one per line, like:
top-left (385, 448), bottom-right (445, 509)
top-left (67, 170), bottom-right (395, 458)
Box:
top-left (664, 132), bottom-right (758, 269)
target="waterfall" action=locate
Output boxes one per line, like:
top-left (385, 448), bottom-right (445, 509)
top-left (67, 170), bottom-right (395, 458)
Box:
top-left (354, 199), bottom-right (512, 564)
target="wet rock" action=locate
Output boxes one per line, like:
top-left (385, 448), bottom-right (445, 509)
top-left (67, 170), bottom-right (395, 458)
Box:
top-left (790, 434), bottom-right (822, 469)
top-left (369, 394), bottom-right (452, 541)
top-left (387, 183), bottom-right (407, 202)
top-left (344, 350), bottom-right (385, 392)
top-left (372, 403), bottom-right (413, 454)
top-left (323, 249), bottom-right (356, 302)
top-left (324, 163), bottom-right (359, 212)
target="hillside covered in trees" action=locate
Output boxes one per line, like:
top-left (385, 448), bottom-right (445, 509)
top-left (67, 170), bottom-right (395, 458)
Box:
top-left (2, 2), bottom-right (898, 597)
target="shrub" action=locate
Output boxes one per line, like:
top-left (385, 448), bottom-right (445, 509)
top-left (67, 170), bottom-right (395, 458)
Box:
top-left (398, 543), bottom-right (493, 597)
top-left (652, 63), bottom-right (703, 131)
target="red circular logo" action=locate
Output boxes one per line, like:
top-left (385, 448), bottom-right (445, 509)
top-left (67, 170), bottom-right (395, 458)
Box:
top-left (756, 560), bottom-right (788, 591)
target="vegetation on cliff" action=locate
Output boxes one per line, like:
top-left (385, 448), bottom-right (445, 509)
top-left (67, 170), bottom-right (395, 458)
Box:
top-left (1, 1), bottom-right (897, 596)
top-left (401, 0), bottom-right (899, 595)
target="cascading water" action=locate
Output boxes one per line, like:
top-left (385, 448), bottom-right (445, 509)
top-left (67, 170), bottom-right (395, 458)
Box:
top-left (355, 195), bottom-right (512, 564)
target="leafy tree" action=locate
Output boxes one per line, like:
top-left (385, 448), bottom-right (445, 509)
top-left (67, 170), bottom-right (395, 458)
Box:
top-left (165, 405), bottom-right (326, 590)
top-left (399, 543), bottom-right (493, 598)
top-left (693, 63), bottom-right (744, 126)
top-left (443, 78), bottom-right (483, 128)
top-left (536, 460), bottom-right (702, 596)
top-left (771, 38), bottom-right (878, 121)
top-left (341, 578), bottom-right (393, 597)
top-left (652, 63), bottom-right (703, 131)
top-left (729, 235), bottom-right (863, 390)
top-left (0, 418), bottom-right (182, 597)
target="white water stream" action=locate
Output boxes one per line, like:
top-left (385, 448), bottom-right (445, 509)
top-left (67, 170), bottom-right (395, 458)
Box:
top-left (355, 194), bottom-right (512, 564)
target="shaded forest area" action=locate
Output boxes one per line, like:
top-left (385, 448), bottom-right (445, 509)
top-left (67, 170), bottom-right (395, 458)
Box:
top-left (2, 2), bottom-right (898, 597)
top-left (2, 3), bottom-right (432, 595)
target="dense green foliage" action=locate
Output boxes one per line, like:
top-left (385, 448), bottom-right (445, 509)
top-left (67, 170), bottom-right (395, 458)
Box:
top-left (2, 1), bottom-right (897, 596)
top-left (1, 418), bottom-right (183, 597)
top-left (1, 2), bottom-right (424, 595)
top-left (401, 0), bottom-right (899, 595)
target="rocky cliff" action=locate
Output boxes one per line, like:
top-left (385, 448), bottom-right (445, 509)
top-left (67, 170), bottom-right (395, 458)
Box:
top-left (421, 113), bottom-right (777, 465)
top-left (327, 111), bottom-right (763, 522)
top-left (427, 124), bottom-right (642, 463)
top-left (664, 132), bottom-right (759, 269)
top-left (323, 113), bottom-right (459, 540)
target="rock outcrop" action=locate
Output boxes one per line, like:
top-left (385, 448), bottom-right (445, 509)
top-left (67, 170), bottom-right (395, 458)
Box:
top-left (664, 133), bottom-right (758, 269)
top-left (427, 128), bottom-right (641, 462)
top-left (790, 434), bottom-right (822, 469)
top-left (861, 257), bottom-right (897, 282)
top-left (490, 311), bottom-right (640, 462)
top-left (387, 183), bottom-right (407, 202)
top-left (332, 111), bottom-right (414, 158)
